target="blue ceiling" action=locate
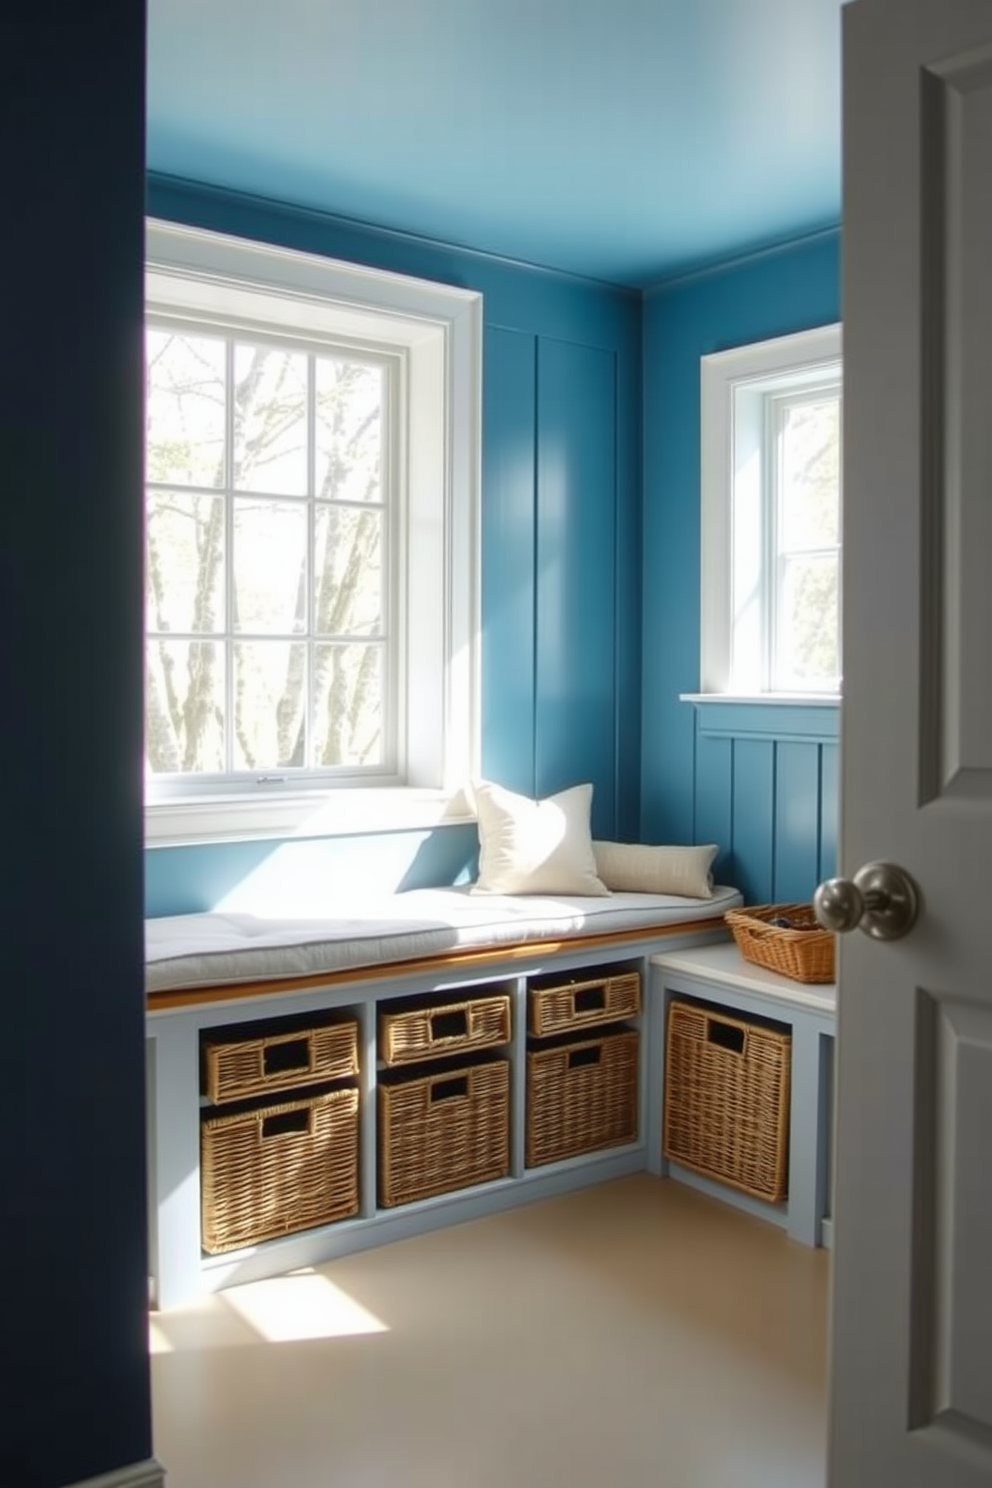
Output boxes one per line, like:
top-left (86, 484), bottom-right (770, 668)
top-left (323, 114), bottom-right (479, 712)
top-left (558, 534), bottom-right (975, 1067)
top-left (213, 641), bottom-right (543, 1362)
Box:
top-left (146, 0), bottom-right (846, 288)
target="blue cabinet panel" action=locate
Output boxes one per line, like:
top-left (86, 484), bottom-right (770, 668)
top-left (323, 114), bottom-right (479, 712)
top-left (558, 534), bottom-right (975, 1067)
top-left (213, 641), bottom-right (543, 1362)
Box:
top-left (481, 327), bottom-right (538, 794)
top-left (694, 732), bottom-right (734, 883)
top-left (680, 703), bottom-right (838, 904)
top-left (819, 741), bottom-right (839, 882)
top-left (774, 741), bottom-right (822, 902)
top-left (535, 338), bottom-right (618, 836)
top-left (732, 739), bottom-right (776, 903)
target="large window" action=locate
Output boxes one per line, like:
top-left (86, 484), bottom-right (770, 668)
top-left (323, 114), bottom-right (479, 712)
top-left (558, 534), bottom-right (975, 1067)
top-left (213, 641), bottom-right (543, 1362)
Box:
top-left (700, 324), bottom-right (842, 697)
top-left (144, 221), bottom-right (482, 841)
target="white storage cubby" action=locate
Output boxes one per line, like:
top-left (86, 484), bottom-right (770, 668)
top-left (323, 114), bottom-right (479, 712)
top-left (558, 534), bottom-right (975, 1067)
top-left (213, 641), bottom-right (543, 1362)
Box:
top-left (146, 930), bottom-right (722, 1310)
top-left (647, 942), bottom-right (836, 1248)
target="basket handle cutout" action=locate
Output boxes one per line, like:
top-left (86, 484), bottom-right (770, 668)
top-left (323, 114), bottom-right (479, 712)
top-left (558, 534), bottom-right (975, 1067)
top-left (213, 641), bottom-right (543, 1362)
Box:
top-left (429, 1008), bottom-right (469, 1041)
top-left (261, 1107), bottom-right (311, 1139)
top-left (568, 1045), bottom-right (602, 1070)
top-left (263, 1036), bottom-right (311, 1077)
top-left (574, 986), bottom-right (607, 1015)
top-left (707, 1019), bottom-right (746, 1056)
top-left (430, 1075), bottom-right (469, 1102)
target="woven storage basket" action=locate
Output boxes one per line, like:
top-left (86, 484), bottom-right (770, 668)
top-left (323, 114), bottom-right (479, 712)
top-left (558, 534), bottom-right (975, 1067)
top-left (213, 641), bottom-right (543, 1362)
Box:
top-left (203, 1016), bottom-right (359, 1105)
top-left (201, 1085), bottom-right (359, 1254)
top-left (378, 1057), bottom-right (510, 1207)
top-left (725, 902), bottom-right (835, 984)
top-left (525, 1027), bottom-right (639, 1168)
top-left (528, 968), bottom-right (641, 1038)
top-left (663, 1000), bottom-right (791, 1203)
top-left (378, 993), bottom-right (511, 1067)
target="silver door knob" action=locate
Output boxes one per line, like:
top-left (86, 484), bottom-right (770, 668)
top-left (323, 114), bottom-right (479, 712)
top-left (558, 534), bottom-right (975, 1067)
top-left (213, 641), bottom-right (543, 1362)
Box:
top-left (813, 862), bottom-right (920, 941)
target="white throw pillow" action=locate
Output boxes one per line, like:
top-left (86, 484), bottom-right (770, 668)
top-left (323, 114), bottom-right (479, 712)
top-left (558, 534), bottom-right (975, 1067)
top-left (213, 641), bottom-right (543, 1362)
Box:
top-left (592, 841), bottom-right (718, 899)
top-left (470, 781), bottom-right (611, 896)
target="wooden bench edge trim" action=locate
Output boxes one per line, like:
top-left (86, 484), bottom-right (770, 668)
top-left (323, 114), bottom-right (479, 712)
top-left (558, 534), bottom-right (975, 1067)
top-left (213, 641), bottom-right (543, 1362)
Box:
top-left (146, 916), bottom-right (729, 1013)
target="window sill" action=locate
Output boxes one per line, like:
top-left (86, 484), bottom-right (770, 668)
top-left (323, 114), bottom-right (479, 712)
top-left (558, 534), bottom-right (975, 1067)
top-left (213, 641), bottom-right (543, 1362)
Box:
top-left (680, 693), bottom-right (840, 743)
top-left (144, 787), bottom-right (476, 848)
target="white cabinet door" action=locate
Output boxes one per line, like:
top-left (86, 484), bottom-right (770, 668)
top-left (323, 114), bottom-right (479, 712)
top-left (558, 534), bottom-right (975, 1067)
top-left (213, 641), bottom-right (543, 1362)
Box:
top-left (829, 1), bottom-right (992, 1483)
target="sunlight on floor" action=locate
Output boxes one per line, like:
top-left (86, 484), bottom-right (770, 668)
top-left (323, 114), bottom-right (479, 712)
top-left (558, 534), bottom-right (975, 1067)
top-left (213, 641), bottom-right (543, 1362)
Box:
top-left (148, 1319), bottom-right (173, 1355)
top-left (222, 1267), bottom-right (390, 1341)
top-left (149, 1266), bottom-right (389, 1352)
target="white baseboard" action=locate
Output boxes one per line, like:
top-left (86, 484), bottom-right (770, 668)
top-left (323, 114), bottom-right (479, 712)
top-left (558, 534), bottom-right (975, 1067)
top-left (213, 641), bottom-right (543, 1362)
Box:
top-left (68, 1458), bottom-right (165, 1488)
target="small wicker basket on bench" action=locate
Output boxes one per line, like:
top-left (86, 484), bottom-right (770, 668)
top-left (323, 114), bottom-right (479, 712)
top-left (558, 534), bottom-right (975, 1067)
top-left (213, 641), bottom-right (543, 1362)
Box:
top-left (725, 902), bottom-right (835, 984)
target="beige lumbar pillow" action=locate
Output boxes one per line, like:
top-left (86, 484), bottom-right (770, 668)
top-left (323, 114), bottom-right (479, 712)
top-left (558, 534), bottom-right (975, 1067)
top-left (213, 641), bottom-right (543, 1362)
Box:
top-left (470, 780), bottom-right (611, 896)
top-left (592, 841), bottom-right (718, 899)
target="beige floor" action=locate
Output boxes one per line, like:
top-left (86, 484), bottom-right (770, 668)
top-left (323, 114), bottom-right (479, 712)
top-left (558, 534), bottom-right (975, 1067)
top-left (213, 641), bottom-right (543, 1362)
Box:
top-left (151, 1174), bottom-right (829, 1488)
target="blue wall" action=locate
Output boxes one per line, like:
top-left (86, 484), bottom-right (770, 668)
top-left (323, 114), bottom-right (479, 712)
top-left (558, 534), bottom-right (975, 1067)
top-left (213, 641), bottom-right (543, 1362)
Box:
top-left (145, 178), bottom-right (643, 916)
top-left (3, 12), bottom-right (153, 1487)
top-left (641, 230), bottom-right (841, 902)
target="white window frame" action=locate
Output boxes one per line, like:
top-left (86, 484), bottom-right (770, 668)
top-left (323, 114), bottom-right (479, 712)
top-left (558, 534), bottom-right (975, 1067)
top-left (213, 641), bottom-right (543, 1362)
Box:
top-left (697, 323), bottom-right (843, 700)
top-left (143, 220), bottom-right (482, 844)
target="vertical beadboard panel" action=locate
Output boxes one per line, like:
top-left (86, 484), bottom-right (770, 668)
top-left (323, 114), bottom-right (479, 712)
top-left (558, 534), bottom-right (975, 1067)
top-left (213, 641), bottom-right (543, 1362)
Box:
top-left (773, 741), bottom-right (823, 901)
top-left (535, 338), bottom-right (618, 837)
top-left (731, 739), bottom-right (777, 903)
top-left (481, 326), bottom-right (537, 794)
top-left (819, 740), bottom-right (840, 881)
top-left (688, 706), bottom-right (839, 902)
top-left (694, 732), bottom-right (734, 884)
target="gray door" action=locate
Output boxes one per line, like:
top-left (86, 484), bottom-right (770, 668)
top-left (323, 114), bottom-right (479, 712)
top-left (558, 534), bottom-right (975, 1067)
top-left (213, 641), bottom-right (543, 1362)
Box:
top-left (829, 0), bottom-right (992, 1482)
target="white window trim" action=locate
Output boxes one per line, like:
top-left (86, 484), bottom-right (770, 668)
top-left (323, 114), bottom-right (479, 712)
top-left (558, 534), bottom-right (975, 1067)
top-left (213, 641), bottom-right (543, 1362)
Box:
top-left (143, 219), bottom-right (482, 845)
top-left (699, 322), bottom-right (842, 699)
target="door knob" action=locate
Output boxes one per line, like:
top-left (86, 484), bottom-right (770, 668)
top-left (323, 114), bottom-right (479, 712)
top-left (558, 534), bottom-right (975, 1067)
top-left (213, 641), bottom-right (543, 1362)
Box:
top-left (813, 862), bottom-right (920, 941)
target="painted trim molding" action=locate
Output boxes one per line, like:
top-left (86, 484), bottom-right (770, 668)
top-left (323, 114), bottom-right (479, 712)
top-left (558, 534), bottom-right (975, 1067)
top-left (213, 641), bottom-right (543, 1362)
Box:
top-left (66, 1459), bottom-right (165, 1488)
top-left (143, 218), bottom-right (483, 839)
top-left (681, 693), bottom-right (839, 744)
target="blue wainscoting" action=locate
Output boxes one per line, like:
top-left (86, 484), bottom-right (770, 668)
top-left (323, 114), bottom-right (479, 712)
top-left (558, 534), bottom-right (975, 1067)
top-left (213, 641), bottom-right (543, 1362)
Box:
top-left (687, 700), bottom-right (839, 904)
top-left (145, 823), bottom-right (480, 919)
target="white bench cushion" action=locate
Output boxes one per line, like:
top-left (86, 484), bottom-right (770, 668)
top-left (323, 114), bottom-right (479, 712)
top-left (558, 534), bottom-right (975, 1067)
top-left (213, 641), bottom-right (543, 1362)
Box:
top-left (146, 884), bottom-right (742, 993)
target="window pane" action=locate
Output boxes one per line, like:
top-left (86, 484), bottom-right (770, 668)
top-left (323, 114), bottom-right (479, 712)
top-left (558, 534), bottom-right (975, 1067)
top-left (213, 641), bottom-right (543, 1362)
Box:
top-left (146, 330), bottom-right (226, 488)
top-left (314, 506), bottom-right (383, 636)
top-left (775, 553), bottom-right (840, 688)
top-left (315, 358), bottom-right (383, 502)
top-left (233, 499), bottom-right (307, 634)
top-left (233, 641), bottom-right (307, 770)
top-left (233, 344), bottom-right (308, 495)
top-left (778, 396), bottom-right (841, 552)
top-left (145, 639), bottom-right (225, 773)
top-left (146, 491), bottom-right (225, 634)
top-left (313, 643), bottom-right (383, 766)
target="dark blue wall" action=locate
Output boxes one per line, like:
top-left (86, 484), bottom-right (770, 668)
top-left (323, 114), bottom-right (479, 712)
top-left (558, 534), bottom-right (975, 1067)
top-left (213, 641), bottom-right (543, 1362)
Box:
top-left (641, 230), bottom-right (842, 901)
top-left (145, 177), bottom-right (643, 914)
top-left (2, 12), bottom-right (152, 1488)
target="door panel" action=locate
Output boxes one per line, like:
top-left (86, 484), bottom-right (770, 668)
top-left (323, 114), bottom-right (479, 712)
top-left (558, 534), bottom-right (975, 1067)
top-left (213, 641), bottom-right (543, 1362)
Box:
top-left (830, 1), bottom-right (992, 1483)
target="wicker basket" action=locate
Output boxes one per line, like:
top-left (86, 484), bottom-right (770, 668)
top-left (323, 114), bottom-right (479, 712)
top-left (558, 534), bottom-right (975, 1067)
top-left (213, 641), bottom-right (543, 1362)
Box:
top-left (725, 902), bottom-right (835, 984)
top-left (378, 1057), bottom-right (510, 1207)
top-left (525, 1027), bottom-right (639, 1168)
top-left (202, 1016), bottom-right (359, 1105)
top-left (663, 1000), bottom-right (791, 1203)
top-left (378, 993), bottom-right (512, 1067)
top-left (528, 968), bottom-right (641, 1038)
top-left (201, 1086), bottom-right (360, 1254)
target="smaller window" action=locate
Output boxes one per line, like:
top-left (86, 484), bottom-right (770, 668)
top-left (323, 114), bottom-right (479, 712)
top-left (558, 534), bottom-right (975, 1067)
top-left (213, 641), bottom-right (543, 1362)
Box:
top-left (700, 324), bottom-right (842, 697)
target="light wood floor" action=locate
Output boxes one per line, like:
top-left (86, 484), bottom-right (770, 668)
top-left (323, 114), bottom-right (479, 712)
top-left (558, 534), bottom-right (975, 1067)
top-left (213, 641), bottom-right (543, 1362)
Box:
top-left (151, 1174), bottom-right (829, 1488)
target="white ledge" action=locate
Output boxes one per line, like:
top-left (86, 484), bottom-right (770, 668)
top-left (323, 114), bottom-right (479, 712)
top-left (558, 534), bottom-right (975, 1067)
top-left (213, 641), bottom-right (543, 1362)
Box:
top-left (145, 787), bottom-right (476, 848)
top-left (680, 693), bottom-right (840, 706)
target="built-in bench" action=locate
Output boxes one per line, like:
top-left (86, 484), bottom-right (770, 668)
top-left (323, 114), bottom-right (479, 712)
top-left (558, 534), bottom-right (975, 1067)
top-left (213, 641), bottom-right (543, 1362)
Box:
top-left (146, 885), bottom-right (769, 1309)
